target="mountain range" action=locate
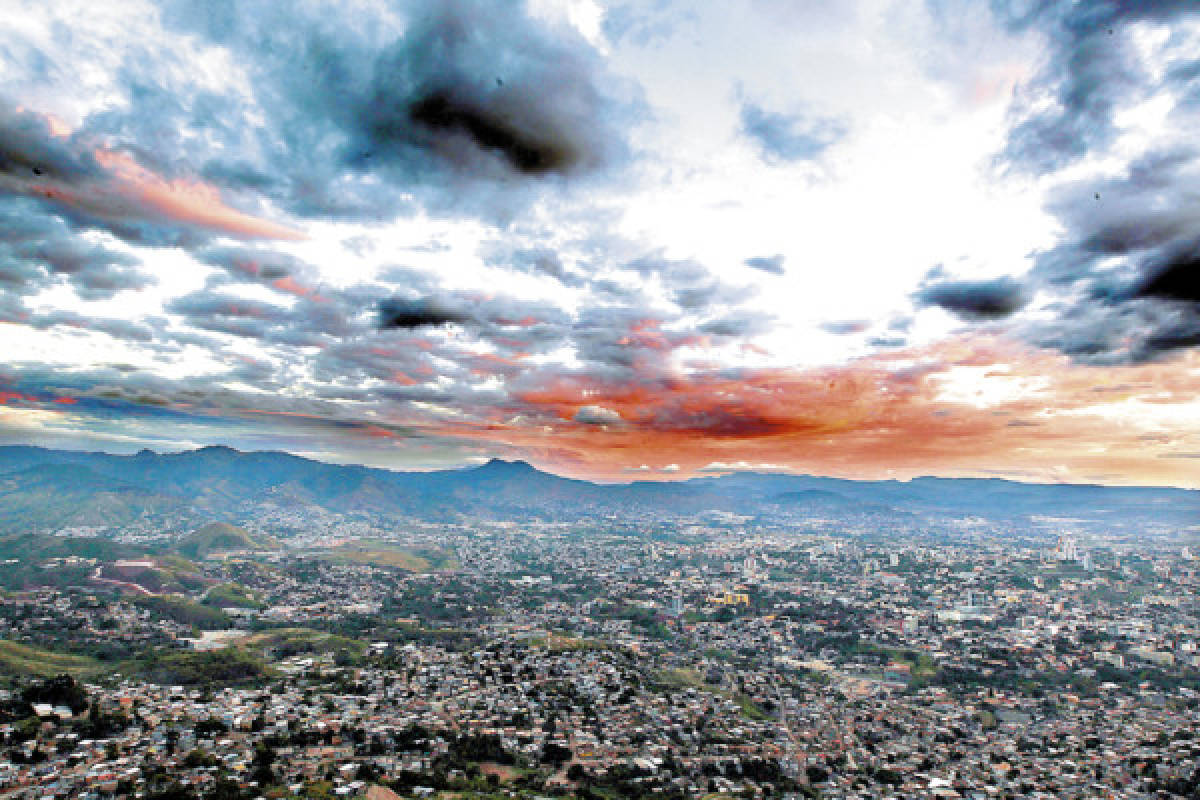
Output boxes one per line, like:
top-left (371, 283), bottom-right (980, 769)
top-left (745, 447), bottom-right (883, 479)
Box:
top-left (0, 445), bottom-right (1196, 535)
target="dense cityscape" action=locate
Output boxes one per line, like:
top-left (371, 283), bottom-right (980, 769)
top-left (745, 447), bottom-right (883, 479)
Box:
top-left (1, 505), bottom-right (1197, 800)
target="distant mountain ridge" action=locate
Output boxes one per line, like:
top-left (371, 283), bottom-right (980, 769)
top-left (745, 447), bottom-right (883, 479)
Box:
top-left (0, 444), bottom-right (1196, 534)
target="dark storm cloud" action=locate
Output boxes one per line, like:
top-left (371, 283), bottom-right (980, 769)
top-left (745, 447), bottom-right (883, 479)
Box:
top-left (156, 0), bottom-right (637, 222)
top-left (1012, 147), bottom-right (1200, 363)
top-left (354, 0), bottom-right (629, 179)
top-left (1134, 244), bottom-right (1200, 304)
top-left (1023, 298), bottom-right (1200, 364)
top-left (744, 254), bottom-right (785, 275)
top-left (0, 102), bottom-right (100, 183)
top-left (739, 100), bottom-right (848, 164)
top-left (994, 0), bottom-right (1200, 174)
top-left (914, 275), bottom-right (1029, 320)
top-left (378, 297), bottom-right (469, 330)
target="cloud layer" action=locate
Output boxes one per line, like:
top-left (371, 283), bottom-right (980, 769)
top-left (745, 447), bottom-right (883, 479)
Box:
top-left (0, 0), bottom-right (1197, 487)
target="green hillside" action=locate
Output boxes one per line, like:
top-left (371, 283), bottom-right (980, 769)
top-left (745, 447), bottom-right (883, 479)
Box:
top-left (0, 534), bottom-right (145, 590)
top-left (202, 582), bottom-right (266, 610)
top-left (0, 640), bottom-right (102, 678)
top-left (133, 596), bottom-right (232, 630)
top-left (175, 522), bottom-right (278, 559)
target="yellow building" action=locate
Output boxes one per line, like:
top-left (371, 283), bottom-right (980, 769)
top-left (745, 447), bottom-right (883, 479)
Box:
top-left (707, 589), bottom-right (750, 606)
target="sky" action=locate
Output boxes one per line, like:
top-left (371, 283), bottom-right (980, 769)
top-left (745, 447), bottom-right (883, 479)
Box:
top-left (1, 0), bottom-right (1199, 487)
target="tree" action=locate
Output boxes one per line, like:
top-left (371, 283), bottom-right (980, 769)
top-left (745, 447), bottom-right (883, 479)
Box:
top-left (195, 718), bottom-right (228, 738)
top-left (541, 742), bottom-right (572, 766)
top-left (206, 777), bottom-right (247, 800)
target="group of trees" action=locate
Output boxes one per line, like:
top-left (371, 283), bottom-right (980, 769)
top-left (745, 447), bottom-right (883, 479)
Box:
top-left (133, 648), bottom-right (267, 686)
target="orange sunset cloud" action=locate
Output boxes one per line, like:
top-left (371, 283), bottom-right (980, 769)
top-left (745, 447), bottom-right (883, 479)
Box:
top-left (418, 336), bottom-right (1200, 487)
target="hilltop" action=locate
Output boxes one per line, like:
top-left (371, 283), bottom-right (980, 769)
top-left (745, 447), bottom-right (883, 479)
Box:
top-left (175, 522), bottom-right (278, 560)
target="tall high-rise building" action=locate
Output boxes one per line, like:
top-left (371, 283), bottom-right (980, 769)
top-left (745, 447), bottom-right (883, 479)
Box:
top-left (671, 590), bottom-right (684, 617)
top-left (1058, 535), bottom-right (1079, 562)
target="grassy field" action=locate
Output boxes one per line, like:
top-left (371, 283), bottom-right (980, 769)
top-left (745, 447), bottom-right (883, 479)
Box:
top-left (314, 541), bottom-right (458, 572)
top-left (528, 635), bottom-right (609, 653)
top-left (238, 627), bottom-right (367, 658)
top-left (733, 693), bottom-right (770, 721)
top-left (0, 639), bottom-right (102, 678)
top-left (654, 667), bottom-right (709, 690)
top-left (326, 547), bottom-right (430, 570)
top-left (203, 582), bottom-right (266, 610)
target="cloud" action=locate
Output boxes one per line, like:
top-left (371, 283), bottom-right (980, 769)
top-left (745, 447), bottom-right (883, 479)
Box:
top-left (602, 0), bottom-right (696, 47)
top-left (739, 99), bottom-right (848, 163)
top-left (155, 0), bottom-right (638, 222)
top-left (699, 311), bottom-right (772, 339)
top-left (995, 1), bottom-right (1200, 174)
top-left (165, 286), bottom-right (359, 347)
top-left (1133, 244), bottom-right (1200, 303)
top-left (378, 297), bottom-right (470, 330)
top-left (820, 319), bottom-right (870, 336)
top-left (442, 336), bottom-right (1200, 485)
top-left (480, 243), bottom-right (586, 287)
top-left (0, 100), bottom-right (303, 247)
top-left (743, 254), bottom-right (785, 275)
top-left (914, 275), bottom-right (1029, 320)
top-left (0, 197), bottom-right (154, 300)
top-left (573, 405), bottom-right (623, 426)
top-left (3, 334), bottom-right (1200, 486)
top-left (0, 102), bottom-right (101, 183)
top-left (195, 245), bottom-right (328, 300)
top-left (960, 1), bottom-right (1200, 365)
top-left (1011, 148), bottom-right (1200, 363)
top-left (624, 253), bottom-right (757, 314)
top-left (698, 461), bottom-right (791, 473)
top-left (28, 311), bottom-right (158, 343)
top-left (358, 0), bottom-right (629, 178)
